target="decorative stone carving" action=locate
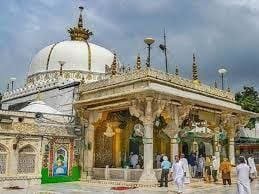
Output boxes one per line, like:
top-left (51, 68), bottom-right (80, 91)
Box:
top-left (129, 97), bottom-right (166, 123)
top-left (80, 68), bottom-right (235, 102)
top-left (177, 103), bottom-right (193, 126)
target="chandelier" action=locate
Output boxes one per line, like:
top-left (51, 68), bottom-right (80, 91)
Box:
top-left (104, 123), bottom-right (115, 137)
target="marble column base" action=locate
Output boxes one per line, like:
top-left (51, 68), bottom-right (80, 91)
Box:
top-left (80, 171), bottom-right (88, 181)
top-left (138, 169), bottom-right (157, 184)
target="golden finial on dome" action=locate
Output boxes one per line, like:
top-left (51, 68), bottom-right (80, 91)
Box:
top-left (68, 6), bottom-right (93, 41)
top-left (135, 54), bottom-right (141, 70)
top-left (111, 53), bottom-right (117, 76)
top-left (192, 53), bottom-right (200, 84)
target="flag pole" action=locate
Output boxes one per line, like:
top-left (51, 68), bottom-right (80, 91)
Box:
top-left (163, 28), bottom-right (168, 73)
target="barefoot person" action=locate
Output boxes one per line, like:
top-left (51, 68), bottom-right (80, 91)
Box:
top-left (159, 156), bottom-right (171, 187)
top-left (219, 158), bottom-right (232, 185)
top-left (171, 155), bottom-right (185, 194)
top-left (180, 154), bottom-right (190, 184)
top-left (247, 154), bottom-right (257, 181)
top-left (237, 156), bottom-right (251, 194)
top-left (212, 156), bottom-right (219, 182)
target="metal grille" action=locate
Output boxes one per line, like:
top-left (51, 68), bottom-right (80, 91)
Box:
top-left (0, 144), bottom-right (7, 174)
top-left (18, 146), bottom-right (36, 174)
top-left (0, 154), bottom-right (7, 174)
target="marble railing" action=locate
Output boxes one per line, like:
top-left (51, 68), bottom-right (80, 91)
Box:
top-left (93, 167), bottom-right (162, 182)
top-left (80, 68), bottom-right (235, 102)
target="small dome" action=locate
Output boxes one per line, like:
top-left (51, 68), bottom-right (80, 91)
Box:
top-left (20, 100), bottom-right (62, 115)
top-left (28, 40), bottom-right (114, 76)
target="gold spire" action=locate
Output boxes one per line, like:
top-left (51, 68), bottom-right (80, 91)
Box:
top-left (192, 53), bottom-right (200, 84)
top-left (68, 6), bottom-right (93, 41)
top-left (214, 81), bottom-right (218, 88)
top-left (111, 53), bottom-right (117, 76)
top-left (135, 54), bottom-right (141, 70)
top-left (175, 65), bottom-right (179, 76)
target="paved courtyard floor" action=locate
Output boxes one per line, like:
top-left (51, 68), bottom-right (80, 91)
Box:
top-left (0, 179), bottom-right (258, 194)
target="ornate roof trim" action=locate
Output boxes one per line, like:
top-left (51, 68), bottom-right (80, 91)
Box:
top-left (80, 68), bottom-right (235, 102)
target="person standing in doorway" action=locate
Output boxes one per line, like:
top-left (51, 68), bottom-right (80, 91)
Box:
top-left (204, 156), bottom-right (212, 183)
top-left (180, 154), bottom-right (190, 184)
top-left (130, 153), bottom-right (138, 169)
top-left (189, 152), bottom-right (197, 178)
top-left (237, 156), bottom-right (251, 194)
top-left (247, 154), bottom-right (257, 181)
top-left (212, 156), bottom-right (219, 182)
top-left (171, 155), bottom-right (185, 194)
top-left (197, 154), bottom-right (205, 178)
top-left (159, 156), bottom-right (171, 187)
top-left (219, 158), bottom-right (232, 186)
top-left (156, 153), bottom-right (161, 169)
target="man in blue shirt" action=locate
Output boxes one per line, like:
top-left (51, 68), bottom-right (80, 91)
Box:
top-left (189, 152), bottom-right (197, 178)
top-left (159, 155), bottom-right (171, 187)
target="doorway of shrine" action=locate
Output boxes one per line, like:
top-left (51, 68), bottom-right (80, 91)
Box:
top-left (93, 110), bottom-right (171, 169)
top-left (198, 142), bottom-right (206, 156)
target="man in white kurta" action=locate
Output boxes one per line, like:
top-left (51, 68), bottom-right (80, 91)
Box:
top-left (236, 156), bottom-right (251, 194)
top-left (247, 155), bottom-right (257, 180)
top-left (171, 155), bottom-right (185, 194)
top-left (180, 154), bottom-right (190, 184)
top-left (130, 153), bottom-right (138, 168)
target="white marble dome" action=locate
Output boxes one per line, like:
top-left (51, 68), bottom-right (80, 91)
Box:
top-left (28, 40), bottom-right (114, 76)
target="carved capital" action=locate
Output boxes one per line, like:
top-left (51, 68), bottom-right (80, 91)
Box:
top-left (129, 97), bottom-right (167, 123)
top-left (89, 111), bottom-right (102, 124)
top-left (177, 103), bottom-right (193, 125)
top-left (76, 108), bottom-right (88, 124)
top-left (152, 99), bottom-right (167, 120)
top-left (129, 99), bottom-right (145, 122)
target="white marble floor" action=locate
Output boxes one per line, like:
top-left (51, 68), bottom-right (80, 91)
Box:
top-left (0, 179), bottom-right (258, 194)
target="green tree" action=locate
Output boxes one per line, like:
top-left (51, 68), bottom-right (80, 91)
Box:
top-left (235, 86), bottom-right (259, 128)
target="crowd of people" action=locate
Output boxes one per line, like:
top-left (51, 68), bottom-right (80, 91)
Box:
top-left (156, 152), bottom-right (257, 194)
top-left (128, 152), bottom-right (144, 169)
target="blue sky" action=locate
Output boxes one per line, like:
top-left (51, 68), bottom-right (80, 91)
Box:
top-left (0, 0), bottom-right (258, 93)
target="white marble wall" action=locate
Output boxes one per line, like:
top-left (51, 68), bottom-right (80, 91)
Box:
top-left (2, 83), bottom-right (79, 115)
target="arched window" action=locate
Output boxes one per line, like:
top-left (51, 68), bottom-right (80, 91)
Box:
top-left (0, 144), bottom-right (8, 174)
top-left (53, 147), bottom-right (68, 176)
top-left (18, 145), bottom-right (36, 174)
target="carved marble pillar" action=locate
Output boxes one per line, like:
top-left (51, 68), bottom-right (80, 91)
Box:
top-left (141, 120), bottom-right (156, 182)
top-left (170, 135), bottom-right (179, 162)
top-left (130, 97), bottom-right (166, 183)
top-left (80, 110), bottom-right (102, 180)
top-left (228, 135), bottom-right (235, 166)
top-left (213, 131), bottom-right (220, 166)
top-left (221, 112), bottom-right (236, 166)
top-left (140, 97), bottom-right (156, 182)
top-left (9, 142), bottom-right (18, 177)
top-left (86, 123), bottom-right (94, 180)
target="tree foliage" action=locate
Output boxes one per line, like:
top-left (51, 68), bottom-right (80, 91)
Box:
top-left (235, 86), bottom-right (259, 113)
top-left (235, 86), bottom-right (259, 129)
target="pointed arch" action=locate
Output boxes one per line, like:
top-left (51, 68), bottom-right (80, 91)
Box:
top-left (53, 146), bottom-right (68, 176)
top-left (18, 144), bottom-right (36, 174)
top-left (19, 144), bottom-right (36, 153)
